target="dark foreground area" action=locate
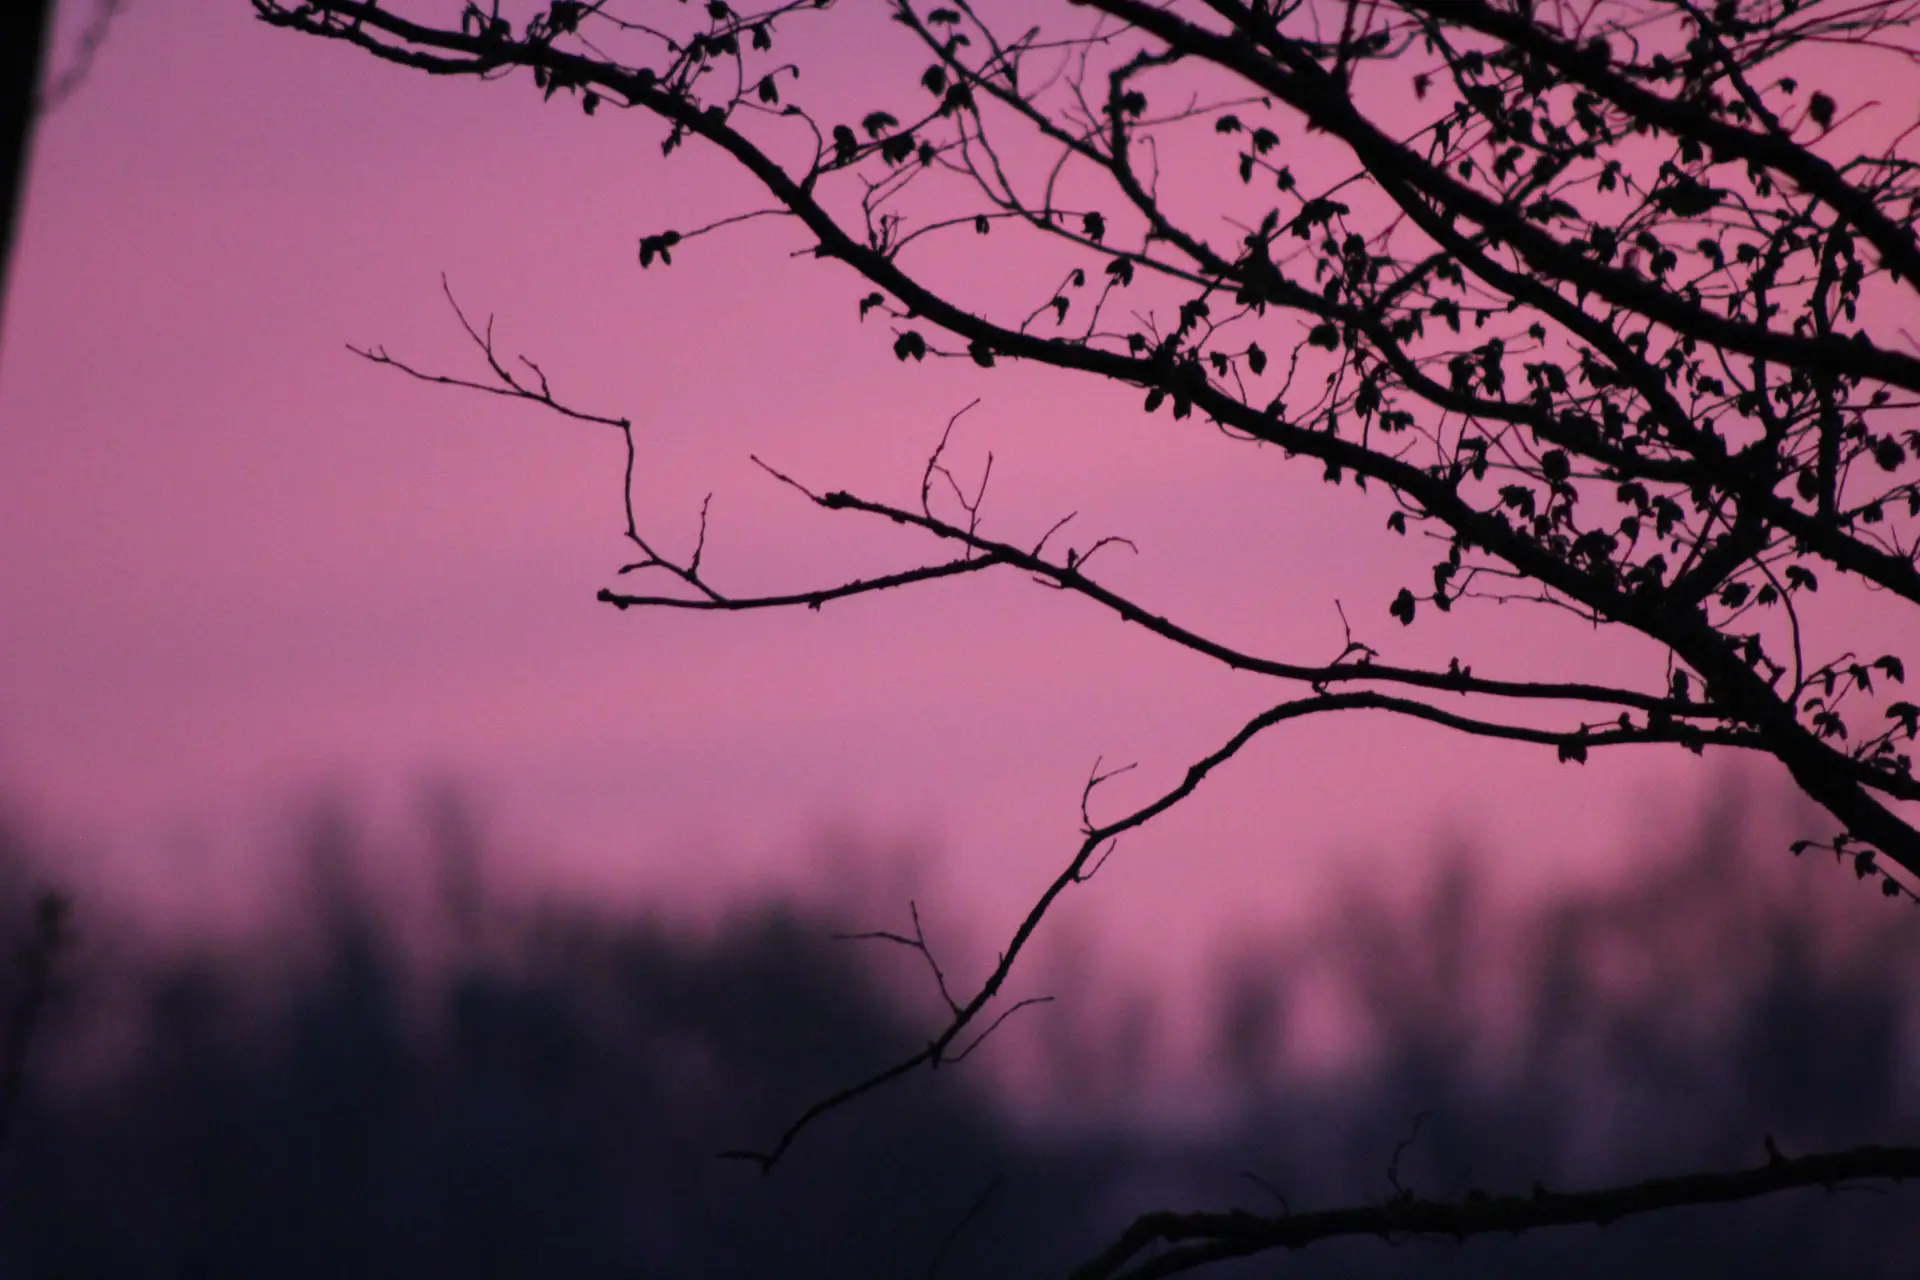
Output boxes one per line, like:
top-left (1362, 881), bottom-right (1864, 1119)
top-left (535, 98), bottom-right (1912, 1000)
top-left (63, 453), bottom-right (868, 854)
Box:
top-left (0, 790), bottom-right (1913, 1278)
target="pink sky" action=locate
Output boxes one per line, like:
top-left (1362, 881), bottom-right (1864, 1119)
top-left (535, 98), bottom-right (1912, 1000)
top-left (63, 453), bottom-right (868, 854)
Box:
top-left (0, 1), bottom-right (1892, 1007)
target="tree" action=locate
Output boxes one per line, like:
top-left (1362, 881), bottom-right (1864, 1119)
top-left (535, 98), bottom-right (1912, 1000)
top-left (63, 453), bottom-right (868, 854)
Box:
top-left (0, 0), bottom-right (56, 345)
top-left (254, 0), bottom-right (1920, 1272)
top-left (1, 1), bottom-right (131, 350)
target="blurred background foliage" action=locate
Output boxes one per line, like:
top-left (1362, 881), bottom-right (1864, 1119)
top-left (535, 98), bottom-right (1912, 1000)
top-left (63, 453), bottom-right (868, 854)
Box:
top-left (0, 781), bottom-right (1913, 1278)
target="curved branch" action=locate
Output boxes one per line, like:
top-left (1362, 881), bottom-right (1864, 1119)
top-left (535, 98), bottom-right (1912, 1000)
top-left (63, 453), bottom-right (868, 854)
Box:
top-left (715, 684), bottom-right (1767, 1170)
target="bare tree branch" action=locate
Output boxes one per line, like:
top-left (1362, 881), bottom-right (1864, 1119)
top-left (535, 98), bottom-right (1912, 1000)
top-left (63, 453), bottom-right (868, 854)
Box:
top-left (256, 0), bottom-right (1920, 1268)
top-left (1073, 1142), bottom-right (1920, 1279)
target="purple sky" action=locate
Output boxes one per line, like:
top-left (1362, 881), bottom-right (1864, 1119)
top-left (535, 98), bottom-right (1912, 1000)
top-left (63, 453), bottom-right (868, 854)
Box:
top-left (0, 1), bottom-right (1890, 1004)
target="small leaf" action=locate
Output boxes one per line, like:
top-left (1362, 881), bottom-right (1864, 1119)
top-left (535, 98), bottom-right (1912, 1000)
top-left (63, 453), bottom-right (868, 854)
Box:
top-left (921, 65), bottom-right (948, 95)
top-left (1808, 91), bottom-right (1836, 129)
top-left (1387, 510), bottom-right (1407, 534)
top-left (1083, 211), bottom-right (1106, 242)
top-left (1247, 343), bottom-right (1267, 375)
top-left (1653, 174), bottom-right (1723, 217)
top-left (892, 331), bottom-right (927, 361)
top-left (859, 291), bottom-right (886, 318)
top-left (1390, 588), bottom-right (1416, 625)
top-left (968, 340), bottom-right (995, 368)
top-left (1306, 323), bottom-right (1339, 349)
top-left (637, 231), bottom-right (681, 268)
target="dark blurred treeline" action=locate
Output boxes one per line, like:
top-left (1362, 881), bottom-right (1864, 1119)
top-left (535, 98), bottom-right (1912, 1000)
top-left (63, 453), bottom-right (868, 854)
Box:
top-left (0, 785), bottom-right (1913, 1278)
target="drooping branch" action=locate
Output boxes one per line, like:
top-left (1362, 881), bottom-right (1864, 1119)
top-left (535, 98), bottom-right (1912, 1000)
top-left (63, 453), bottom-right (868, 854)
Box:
top-left (721, 679), bottom-right (1739, 1170)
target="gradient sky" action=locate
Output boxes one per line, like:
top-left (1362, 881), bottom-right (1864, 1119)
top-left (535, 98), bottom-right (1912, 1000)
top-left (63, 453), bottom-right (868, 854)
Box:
top-left (0, 1), bottom-right (1893, 1010)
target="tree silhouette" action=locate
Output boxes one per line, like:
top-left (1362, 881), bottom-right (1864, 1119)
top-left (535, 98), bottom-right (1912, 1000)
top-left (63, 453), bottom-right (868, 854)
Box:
top-left (0, 0), bottom-right (55, 341)
top-left (251, 1), bottom-right (1920, 1271)
top-left (0, 0), bottom-right (132, 350)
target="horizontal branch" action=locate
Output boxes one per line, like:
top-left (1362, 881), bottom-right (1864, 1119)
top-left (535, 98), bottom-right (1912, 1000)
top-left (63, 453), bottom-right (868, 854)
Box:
top-left (1075, 1143), bottom-right (1920, 1280)
top-left (605, 466), bottom-right (1918, 800)
top-left (599, 554), bottom-right (1003, 612)
top-left (688, 465), bottom-right (1722, 716)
